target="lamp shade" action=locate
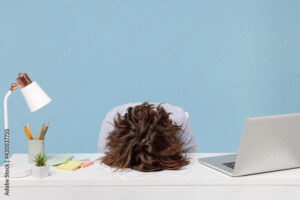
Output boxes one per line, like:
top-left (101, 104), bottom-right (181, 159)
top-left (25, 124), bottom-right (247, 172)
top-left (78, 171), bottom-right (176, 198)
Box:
top-left (20, 81), bottom-right (52, 112)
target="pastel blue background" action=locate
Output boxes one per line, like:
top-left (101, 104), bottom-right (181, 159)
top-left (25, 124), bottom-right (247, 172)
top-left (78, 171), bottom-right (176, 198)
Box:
top-left (1, 0), bottom-right (300, 164)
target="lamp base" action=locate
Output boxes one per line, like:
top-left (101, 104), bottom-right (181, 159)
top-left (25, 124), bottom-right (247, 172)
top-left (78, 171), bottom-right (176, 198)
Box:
top-left (0, 163), bottom-right (32, 178)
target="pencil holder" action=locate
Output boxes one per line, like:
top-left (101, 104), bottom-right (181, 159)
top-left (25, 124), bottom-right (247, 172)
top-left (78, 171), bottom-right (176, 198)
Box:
top-left (28, 137), bottom-right (44, 164)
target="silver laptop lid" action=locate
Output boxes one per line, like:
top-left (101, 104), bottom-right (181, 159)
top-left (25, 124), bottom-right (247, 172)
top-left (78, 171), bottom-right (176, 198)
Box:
top-left (233, 113), bottom-right (300, 176)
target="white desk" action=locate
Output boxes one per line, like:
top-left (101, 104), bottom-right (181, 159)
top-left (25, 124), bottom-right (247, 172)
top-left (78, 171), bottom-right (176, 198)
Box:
top-left (1, 153), bottom-right (300, 200)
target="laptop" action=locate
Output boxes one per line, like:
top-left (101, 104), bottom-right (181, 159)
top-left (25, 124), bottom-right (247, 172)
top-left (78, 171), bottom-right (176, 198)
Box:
top-left (199, 113), bottom-right (300, 176)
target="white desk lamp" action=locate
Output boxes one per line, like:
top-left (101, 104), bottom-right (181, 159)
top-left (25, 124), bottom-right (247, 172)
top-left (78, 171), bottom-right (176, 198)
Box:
top-left (2, 73), bottom-right (51, 178)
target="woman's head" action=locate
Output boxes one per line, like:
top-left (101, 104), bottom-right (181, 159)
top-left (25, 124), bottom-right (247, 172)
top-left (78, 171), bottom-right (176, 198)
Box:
top-left (101, 102), bottom-right (189, 172)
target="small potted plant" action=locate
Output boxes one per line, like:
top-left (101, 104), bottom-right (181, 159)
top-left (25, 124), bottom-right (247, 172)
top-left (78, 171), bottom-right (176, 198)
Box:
top-left (32, 153), bottom-right (49, 178)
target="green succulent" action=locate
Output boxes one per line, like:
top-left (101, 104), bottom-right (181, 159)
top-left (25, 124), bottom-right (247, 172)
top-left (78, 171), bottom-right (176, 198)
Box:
top-left (34, 153), bottom-right (47, 167)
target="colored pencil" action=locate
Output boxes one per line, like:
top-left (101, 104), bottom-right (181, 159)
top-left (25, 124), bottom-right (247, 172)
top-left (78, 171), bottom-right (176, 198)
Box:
top-left (22, 127), bottom-right (31, 140)
top-left (27, 124), bottom-right (33, 139)
top-left (38, 124), bottom-right (45, 140)
top-left (42, 123), bottom-right (49, 139)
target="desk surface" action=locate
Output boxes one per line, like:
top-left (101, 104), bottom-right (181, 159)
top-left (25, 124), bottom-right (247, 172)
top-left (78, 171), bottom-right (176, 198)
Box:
top-left (2, 153), bottom-right (300, 187)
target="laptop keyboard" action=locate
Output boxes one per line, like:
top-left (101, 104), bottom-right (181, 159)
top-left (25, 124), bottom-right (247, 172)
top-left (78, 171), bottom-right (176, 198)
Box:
top-left (223, 162), bottom-right (235, 169)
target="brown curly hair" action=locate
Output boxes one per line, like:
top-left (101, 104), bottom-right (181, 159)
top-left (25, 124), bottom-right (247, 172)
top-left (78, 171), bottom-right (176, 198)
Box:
top-left (101, 102), bottom-right (189, 172)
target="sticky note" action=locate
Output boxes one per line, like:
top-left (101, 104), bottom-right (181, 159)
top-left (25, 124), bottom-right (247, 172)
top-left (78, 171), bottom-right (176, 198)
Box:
top-left (56, 161), bottom-right (82, 171)
top-left (80, 160), bottom-right (94, 168)
top-left (48, 156), bottom-right (74, 166)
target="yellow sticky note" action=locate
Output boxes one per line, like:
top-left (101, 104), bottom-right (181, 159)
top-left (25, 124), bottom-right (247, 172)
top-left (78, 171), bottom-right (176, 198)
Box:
top-left (56, 161), bottom-right (82, 171)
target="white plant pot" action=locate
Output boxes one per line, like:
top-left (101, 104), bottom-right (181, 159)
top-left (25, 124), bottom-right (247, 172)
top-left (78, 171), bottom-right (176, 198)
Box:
top-left (32, 165), bottom-right (49, 179)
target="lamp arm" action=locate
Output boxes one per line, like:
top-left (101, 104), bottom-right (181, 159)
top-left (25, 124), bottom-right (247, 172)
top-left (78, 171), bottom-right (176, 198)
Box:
top-left (4, 91), bottom-right (11, 130)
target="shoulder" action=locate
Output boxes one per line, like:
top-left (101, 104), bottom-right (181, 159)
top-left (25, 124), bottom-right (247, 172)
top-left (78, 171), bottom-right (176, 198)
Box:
top-left (104, 102), bottom-right (143, 122)
top-left (104, 102), bottom-right (188, 125)
top-left (159, 103), bottom-right (188, 126)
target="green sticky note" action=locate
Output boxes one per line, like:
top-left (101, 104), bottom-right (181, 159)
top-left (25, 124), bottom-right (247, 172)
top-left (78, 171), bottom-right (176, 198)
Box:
top-left (47, 156), bottom-right (74, 166)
